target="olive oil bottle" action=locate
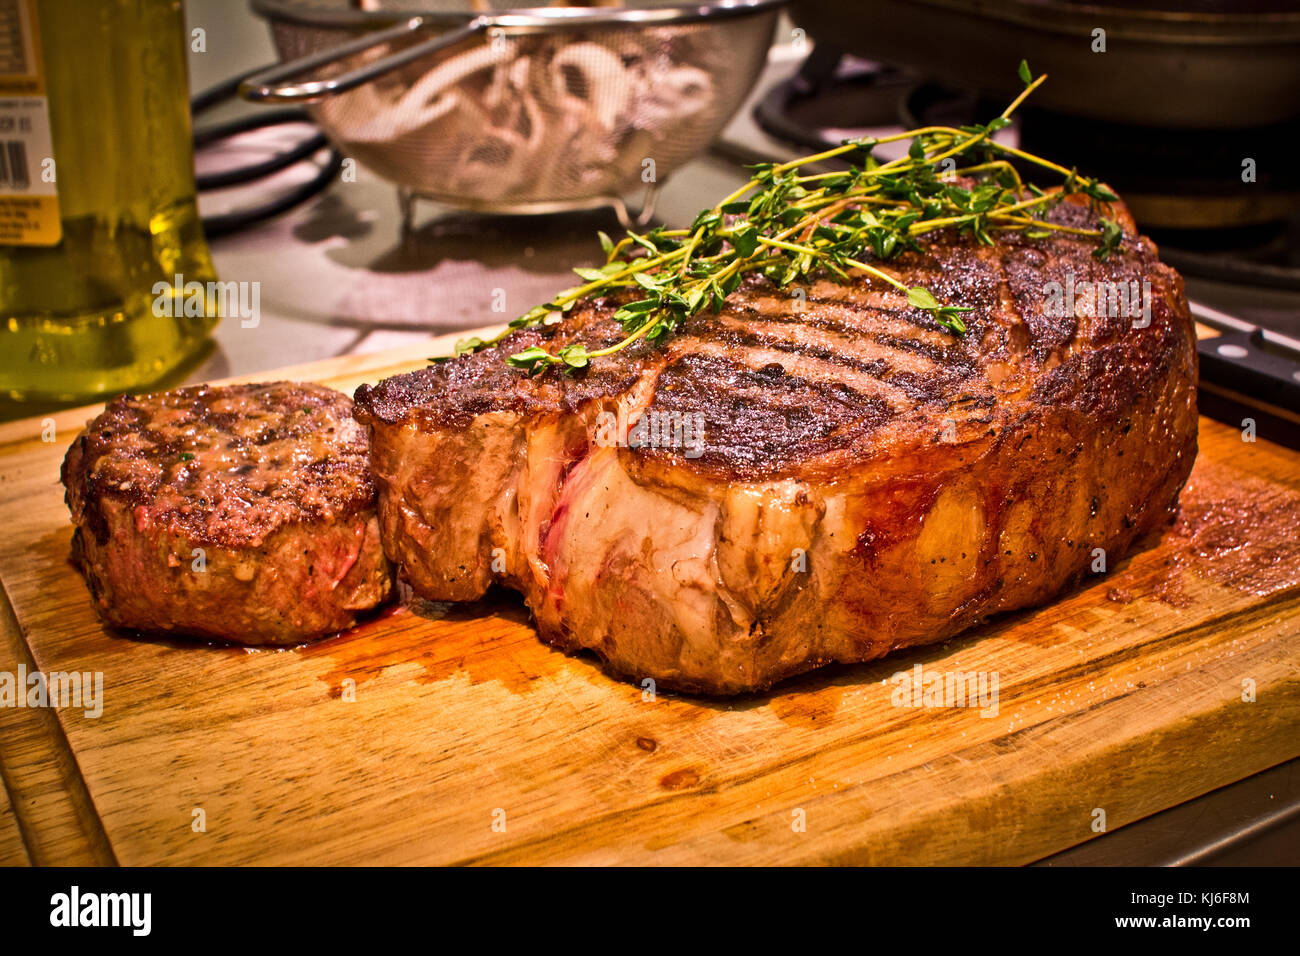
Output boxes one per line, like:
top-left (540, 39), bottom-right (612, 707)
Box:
top-left (0, 0), bottom-right (217, 403)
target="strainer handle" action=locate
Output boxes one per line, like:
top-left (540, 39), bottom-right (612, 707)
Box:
top-left (239, 15), bottom-right (490, 104)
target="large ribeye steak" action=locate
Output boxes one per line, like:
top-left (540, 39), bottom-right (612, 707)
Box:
top-left (355, 195), bottom-right (1198, 694)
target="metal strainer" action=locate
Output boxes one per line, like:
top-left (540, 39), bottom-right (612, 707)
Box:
top-left (242, 1), bottom-right (783, 224)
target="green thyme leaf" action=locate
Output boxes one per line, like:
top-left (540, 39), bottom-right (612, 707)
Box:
top-left (907, 287), bottom-right (941, 311)
top-left (558, 343), bottom-right (590, 369)
top-left (507, 345), bottom-right (556, 372)
top-left (730, 225), bottom-right (760, 258)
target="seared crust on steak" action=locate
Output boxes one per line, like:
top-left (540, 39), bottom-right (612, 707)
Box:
top-left (63, 382), bottom-right (393, 645)
top-left (355, 194), bottom-right (1198, 694)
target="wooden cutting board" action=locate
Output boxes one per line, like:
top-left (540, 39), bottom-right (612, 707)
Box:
top-left (1, 330), bottom-right (1297, 866)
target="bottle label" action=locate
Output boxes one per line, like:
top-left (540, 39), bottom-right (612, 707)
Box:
top-left (0, 0), bottom-right (60, 246)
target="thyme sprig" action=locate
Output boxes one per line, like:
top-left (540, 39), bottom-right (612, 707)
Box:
top-left (451, 63), bottom-right (1122, 375)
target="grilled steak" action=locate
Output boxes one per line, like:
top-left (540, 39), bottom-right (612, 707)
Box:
top-left (62, 382), bottom-right (393, 645)
top-left (354, 194), bottom-right (1198, 694)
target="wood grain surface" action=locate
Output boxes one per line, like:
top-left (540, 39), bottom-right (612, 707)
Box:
top-left (0, 768), bottom-right (27, 866)
top-left (0, 330), bottom-right (1297, 865)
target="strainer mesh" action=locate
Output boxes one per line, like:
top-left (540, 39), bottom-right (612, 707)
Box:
top-left (263, 1), bottom-right (777, 205)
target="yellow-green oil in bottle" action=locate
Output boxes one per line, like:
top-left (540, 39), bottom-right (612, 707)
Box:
top-left (0, 0), bottom-right (218, 403)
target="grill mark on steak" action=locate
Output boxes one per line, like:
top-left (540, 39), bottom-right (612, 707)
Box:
top-left (642, 351), bottom-right (894, 472)
top-left (733, 294), bottom-right (957, 351)
top-left (704, 317), bottom-right (984, 414)
top-left (692, 320), bottom-right (894, 377)
top-left (714, 314), bottom-right (926, 375)
top-left (870, 332), bottom-right (968, 367)
top-left (665, 336), bottom-right (913, 413)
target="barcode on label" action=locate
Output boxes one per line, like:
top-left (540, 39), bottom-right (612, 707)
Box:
top-left (0, 137), bottom-right (27, 188)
